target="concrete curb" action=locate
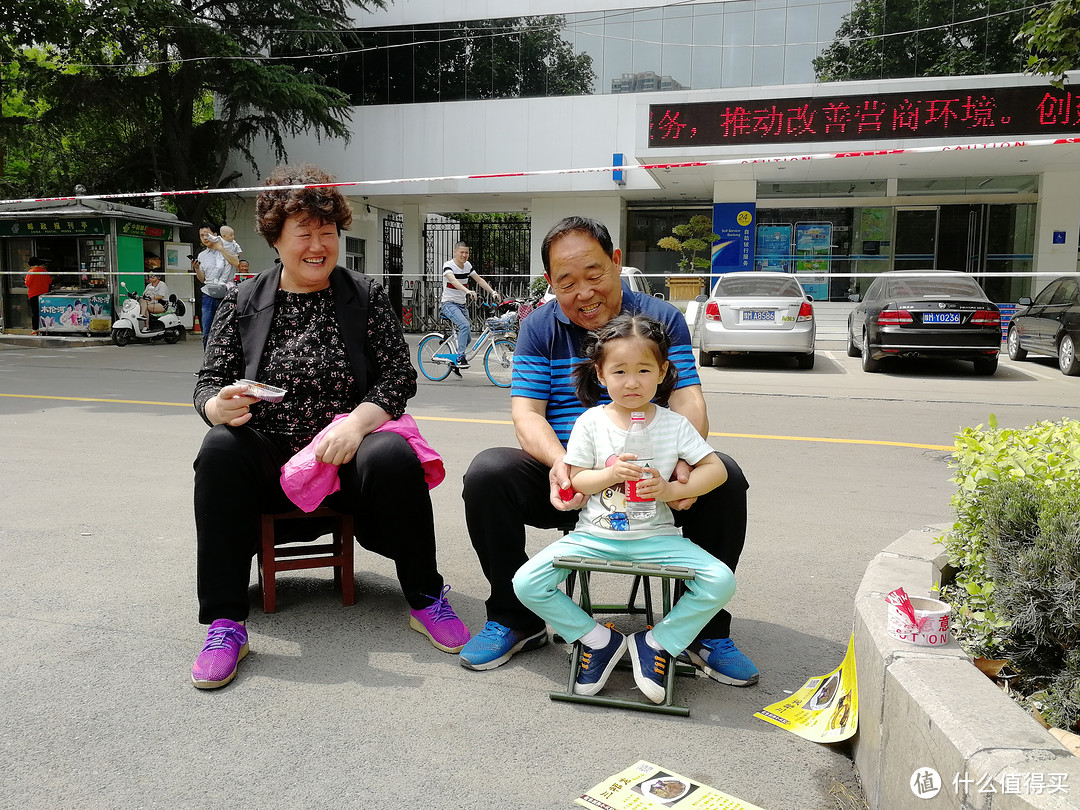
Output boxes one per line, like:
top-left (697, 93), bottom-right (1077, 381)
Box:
top-left (0, 334), bottom-right (113, 348)
top-left (852, 526), bottom-right (1080, 809)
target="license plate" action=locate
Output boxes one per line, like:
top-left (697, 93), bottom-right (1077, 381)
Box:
top-left (923, 312), bottom-right (962, 324)
top-left (742, 310), bottom-right (774, 322)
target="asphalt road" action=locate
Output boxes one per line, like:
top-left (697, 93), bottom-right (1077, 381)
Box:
top-left (1, 337), bottom-right (1076, 810)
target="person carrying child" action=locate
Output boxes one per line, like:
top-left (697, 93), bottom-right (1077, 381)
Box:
top-left (511, 314), bottom-right (735, 704)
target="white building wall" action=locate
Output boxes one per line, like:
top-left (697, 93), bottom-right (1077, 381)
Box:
top-left (1033, 171), bottom-right (1080, 281)
top-left (241, 93), bottom-right (656, 199)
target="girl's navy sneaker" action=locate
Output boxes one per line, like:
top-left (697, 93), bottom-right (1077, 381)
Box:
top-left (627, 631), bottom-right (668, 704)
top-left (574, 626), bottom-right (627, 696)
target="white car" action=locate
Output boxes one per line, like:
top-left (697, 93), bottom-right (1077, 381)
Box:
top-left (696, 272), bottom-right (816, 369)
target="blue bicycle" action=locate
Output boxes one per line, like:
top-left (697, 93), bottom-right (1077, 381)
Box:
top-left (416, 301), bottom-right (518, 388)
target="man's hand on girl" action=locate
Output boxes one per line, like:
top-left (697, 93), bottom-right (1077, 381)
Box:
top-left (666, 459), bottom-right (698, 510)
top-left (549, 459), bottom-right (586, 511)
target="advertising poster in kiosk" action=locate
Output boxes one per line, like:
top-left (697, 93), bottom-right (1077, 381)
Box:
top-left (755, 224), bottom-right (791, 272)
top-left (38, 292), bottom-right (111, 334)
top-left (794, 222), bottom-right (831, 301)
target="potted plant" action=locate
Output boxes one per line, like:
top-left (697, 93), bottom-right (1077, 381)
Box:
top-left (657, 215), bottom-right (719, 299)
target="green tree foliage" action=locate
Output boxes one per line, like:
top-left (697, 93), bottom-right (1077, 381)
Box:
top-left (1, 0), bottom-right (385, 233)
top-left (1016, 0), bottom-right (1080, 88)
top-left (813, 0), bottom-right (1030, 82)
top-left (314, 15), bottom-right (596, 104)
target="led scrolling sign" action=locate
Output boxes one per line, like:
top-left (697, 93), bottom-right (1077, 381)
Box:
top-left (648, 86), bottom-right (1080, 148)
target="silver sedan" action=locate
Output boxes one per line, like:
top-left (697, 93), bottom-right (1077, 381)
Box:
top-left (696, 272), bottom-right (816, 369)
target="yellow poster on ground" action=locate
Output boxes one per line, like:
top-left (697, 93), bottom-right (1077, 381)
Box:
top-left (577, 760), bottom-right (765, 809)
top-left (753, 632), bottom-right (858, 743)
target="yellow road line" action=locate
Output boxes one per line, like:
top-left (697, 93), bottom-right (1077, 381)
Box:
top-left (0, 392), bottom-right (188, 407)
top-left (0, 391), bottom-right (955, 451)
top-left (710, 431), bottom-right (953, 451)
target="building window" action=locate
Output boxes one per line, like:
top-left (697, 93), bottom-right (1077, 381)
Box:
top-left (346, 236), bottom-right (365, 274)
top-left (309, 2), bottom-right (857, 105)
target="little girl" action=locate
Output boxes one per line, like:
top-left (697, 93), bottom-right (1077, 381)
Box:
top-left (512, 314), bottom-right (736, 704)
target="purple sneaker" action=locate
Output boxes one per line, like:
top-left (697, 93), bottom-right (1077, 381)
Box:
top-left (409, 585), bottom-right (470, 653)
top-left (191, 618), bottom-right (249, 690)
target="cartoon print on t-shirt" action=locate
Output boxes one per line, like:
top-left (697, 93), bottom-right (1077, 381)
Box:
top-left (591, 454), bottom-right (630, 532)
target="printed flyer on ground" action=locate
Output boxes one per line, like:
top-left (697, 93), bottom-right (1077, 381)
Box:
top-left (577, 761), bottom-right (765, 809)
top-left (754, 632), bottom-right (858, 743)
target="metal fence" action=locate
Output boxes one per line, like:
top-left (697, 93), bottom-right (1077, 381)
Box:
top-left (383, 214), bottom-right (533, 333)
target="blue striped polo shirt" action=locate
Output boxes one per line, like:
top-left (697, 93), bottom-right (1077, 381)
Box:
top-left (511, 285), bottom-right (701, 444)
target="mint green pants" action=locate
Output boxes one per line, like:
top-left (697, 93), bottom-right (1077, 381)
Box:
top-left (512, 531), bottom-right (735, 656)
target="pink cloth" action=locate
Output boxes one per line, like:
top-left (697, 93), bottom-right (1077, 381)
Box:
top-left (280, 413), bottom-right (445, 512)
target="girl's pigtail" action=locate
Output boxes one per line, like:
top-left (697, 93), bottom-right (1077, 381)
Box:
top-left (573, 330), bottom-right (605, 407)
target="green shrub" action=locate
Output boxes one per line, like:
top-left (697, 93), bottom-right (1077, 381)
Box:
top-left (940, 415), bottom-right (1080, 731)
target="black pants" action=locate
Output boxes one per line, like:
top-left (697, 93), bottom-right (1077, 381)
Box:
top-left (194, 424), bottom-right (444, 623)
top-left (29, 296), bottom-right (40, 331)
top-left (462, 447), bottom-right (748, 639)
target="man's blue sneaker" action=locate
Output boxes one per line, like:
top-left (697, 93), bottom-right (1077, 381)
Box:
top-left (459, 621), bottom-right (547, 671)
top-left (686, 637), bottom-right (760, 686)
top-left (627, 631), bottom-right (669, 704)
top-left (573, 627), bottom-right (627, 696)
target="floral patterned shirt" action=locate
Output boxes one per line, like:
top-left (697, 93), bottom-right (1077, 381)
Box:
top-left (194, 277), bottom-right (416, 455)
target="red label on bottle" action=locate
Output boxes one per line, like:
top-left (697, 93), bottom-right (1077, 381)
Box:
top-left (626, 471), bottom-right (654, 503)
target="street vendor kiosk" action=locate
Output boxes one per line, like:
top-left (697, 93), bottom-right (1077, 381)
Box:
top-left (0, 199), bottom-right (193, 335)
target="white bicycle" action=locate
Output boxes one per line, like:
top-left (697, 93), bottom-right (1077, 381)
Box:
top-left (416, 301), bottom-right (518, 388)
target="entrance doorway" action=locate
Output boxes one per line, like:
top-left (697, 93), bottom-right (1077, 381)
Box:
top-left (894, 207), bottom-right (938, 271)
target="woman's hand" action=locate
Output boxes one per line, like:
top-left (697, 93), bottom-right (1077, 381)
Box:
top-left (205, 383), bottom-right (257, 427)
top-left (315, 413), bottom-right (367, 466)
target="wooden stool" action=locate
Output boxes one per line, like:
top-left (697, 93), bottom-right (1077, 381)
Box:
top-left (548, 556), bottom-right (697, 717)
top-left (256, 507), bottom-right (355, 613)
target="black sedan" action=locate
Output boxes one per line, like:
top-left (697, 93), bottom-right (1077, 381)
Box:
top-left (846, 271), bottom-right (1001, 375)
top-left (1006, 275), bottom-right (1080, 376)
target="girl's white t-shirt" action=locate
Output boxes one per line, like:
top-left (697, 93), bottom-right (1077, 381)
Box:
top-left (563, 405), bottom-right (715, 540)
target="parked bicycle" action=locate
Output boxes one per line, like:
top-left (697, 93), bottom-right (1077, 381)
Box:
top-left (416, 299), bottom-right (522, 388)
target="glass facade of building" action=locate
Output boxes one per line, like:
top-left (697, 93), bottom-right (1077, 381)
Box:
top-left (317, 1), bottom-right (853, 105)
top-left (626, 186), bottom-right (1037, 303)
top-left (313, 1), bottom-right (1032, 105)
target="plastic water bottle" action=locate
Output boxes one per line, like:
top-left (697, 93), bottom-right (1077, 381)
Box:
top-left (623, 411), bottom-right (656, 520)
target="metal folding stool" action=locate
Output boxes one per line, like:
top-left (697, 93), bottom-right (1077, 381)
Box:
top-left (548, 555), bottom-right (697, 717)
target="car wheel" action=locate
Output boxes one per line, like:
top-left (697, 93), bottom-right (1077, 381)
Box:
top-left (796, 351), bottom-right (815, 369)
top-left (1058, 334), bottom-right (1080, 376)
top-left (697, 348), bottom-right (713, 367)
top-left (1006, 325), bottom-right (1027, 361)
top-left (972, 354), bottom-right (998, 376)
top-left (846, 325), bottom-right (859, 357)
top-left (860, 330), bottom-right (881, 373)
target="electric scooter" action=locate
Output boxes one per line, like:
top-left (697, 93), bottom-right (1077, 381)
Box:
top-left (111, 282), bottom-right (186, 346)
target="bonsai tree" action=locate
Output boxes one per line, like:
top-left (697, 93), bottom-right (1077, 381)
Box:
top-left (657, 215), bottom-right (720, 273)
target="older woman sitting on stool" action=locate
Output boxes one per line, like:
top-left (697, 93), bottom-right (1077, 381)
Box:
top-left (190, 163), bottom-right (469, 690)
